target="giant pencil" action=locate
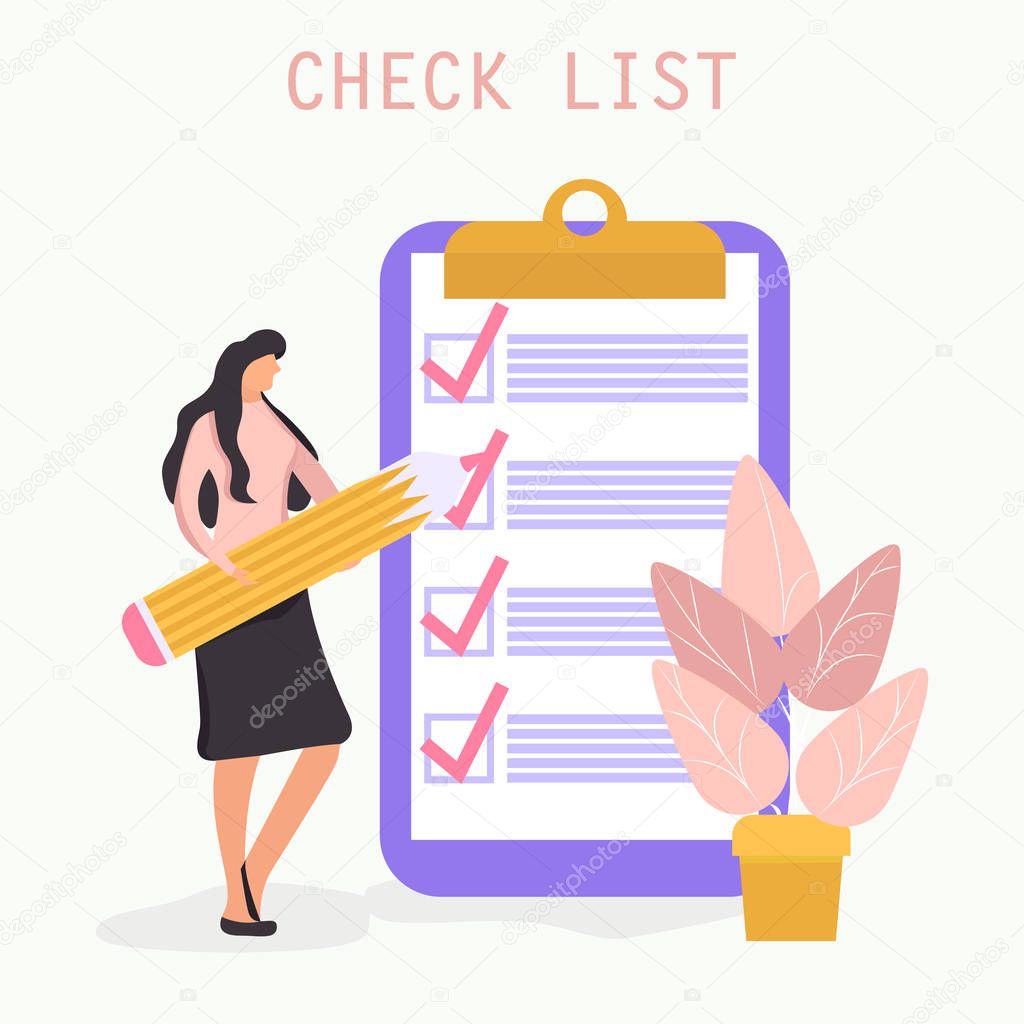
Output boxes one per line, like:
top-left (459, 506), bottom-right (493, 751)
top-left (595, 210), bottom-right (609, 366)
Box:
top-left (123, 464), bottom-right (434, 666)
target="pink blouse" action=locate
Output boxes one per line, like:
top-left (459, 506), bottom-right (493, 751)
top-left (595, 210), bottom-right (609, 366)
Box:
top-left (174, 402), bottom-right (337, 575)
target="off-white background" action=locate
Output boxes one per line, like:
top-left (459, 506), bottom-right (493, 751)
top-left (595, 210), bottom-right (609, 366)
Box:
top-left (1, 0), bottom-right (1021, 1021)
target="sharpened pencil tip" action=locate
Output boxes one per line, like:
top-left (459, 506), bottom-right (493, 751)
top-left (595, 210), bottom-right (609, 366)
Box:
top-left (393, 453), bottom-right (465, 524)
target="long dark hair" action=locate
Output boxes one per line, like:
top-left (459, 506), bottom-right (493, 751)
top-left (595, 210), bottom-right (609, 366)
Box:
top-left (162, 329), bottom-right (317, 527)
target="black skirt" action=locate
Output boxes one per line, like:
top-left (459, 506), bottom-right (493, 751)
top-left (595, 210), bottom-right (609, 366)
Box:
top-left (195, 590), bottom-right (352, 760)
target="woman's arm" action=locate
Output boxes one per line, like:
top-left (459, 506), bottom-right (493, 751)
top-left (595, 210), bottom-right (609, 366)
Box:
top-left (174, 415), bottom-right (248, 580)
top-left (291, 446), bottom-right (338, 503)
top-left (291, 449), bottom-right (359, 569)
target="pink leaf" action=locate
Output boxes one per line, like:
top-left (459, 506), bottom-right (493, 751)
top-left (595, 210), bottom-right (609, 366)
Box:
top-left (652, 562), bottom-right (783, 712)
top-left (722, 455), bottom-right (820, 636)
top-left (797, 669), bottom-right (927, 826)
top-left (782, 546), bottom-right (901, 710)
top-left (653, 661), bottom-right (789, 815)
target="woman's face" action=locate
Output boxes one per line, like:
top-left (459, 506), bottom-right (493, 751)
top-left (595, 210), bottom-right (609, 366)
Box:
top-left (242, 354), bottom-right (280, 394)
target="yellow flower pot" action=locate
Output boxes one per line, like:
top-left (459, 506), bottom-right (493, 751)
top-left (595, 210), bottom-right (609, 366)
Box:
top-left (732, 814), bottom-right (851, 941)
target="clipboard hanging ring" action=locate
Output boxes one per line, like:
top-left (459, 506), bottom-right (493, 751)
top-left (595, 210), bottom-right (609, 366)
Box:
top-left (445, 178), bottom-right (726, 300)
top-left (542, 179), bottom-right (628, 235)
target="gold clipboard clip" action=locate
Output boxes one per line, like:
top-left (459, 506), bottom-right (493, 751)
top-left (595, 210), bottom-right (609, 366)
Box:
top-left (444, 179), bottom-right (725, 300)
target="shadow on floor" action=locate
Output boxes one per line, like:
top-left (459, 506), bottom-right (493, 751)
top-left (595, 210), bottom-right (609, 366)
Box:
top-left (96, 885), bottom-right (368, 952)
top-left (98, 881), bottom-right (741, 952)
top-left (363, 881), bottom-right (741, 938)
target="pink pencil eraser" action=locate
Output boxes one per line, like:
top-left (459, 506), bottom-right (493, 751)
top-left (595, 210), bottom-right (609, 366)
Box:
top-left (122, 601), bottom-right (168, 667)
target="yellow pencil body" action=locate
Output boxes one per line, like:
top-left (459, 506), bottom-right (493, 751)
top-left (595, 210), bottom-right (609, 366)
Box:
top-left (123, 466), bottom-right (427, 665)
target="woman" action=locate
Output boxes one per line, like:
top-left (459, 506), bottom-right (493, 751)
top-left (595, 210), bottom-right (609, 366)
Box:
top-left (162, 329), bottom-right (355, 937)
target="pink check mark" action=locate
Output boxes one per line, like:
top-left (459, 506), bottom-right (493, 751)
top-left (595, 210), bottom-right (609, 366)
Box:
top-left (445, 428), bottom-right (508, 529)
top-left (421, 683), bottom-right (508, 783)
top-left (421, 556), bottom-right (508, 655)
top-left (420, 302), bottom-right (508, 402)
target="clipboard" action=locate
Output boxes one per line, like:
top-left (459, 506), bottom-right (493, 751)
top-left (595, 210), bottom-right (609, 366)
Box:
top-left (380, 180), bottom-right (791, 896)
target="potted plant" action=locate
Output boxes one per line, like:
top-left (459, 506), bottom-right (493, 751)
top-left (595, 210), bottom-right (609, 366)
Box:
top-left (650, 456), bottom-right (927, 941)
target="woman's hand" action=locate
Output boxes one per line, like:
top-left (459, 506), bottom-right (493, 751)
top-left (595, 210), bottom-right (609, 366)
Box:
top-left (339, 559), bottom-right (361, 571)
top-left (211, 551), bottom-right (258, 585)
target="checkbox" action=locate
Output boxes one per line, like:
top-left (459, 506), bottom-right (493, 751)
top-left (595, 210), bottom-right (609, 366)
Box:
top-left (423, 332), bottom-right (495, 404)
top-left (423, 713), bottom-right (495, 783)
top-left (424, 471), bottom-right (495, 531)
top-left (423, 586), bottom-right (496, 657)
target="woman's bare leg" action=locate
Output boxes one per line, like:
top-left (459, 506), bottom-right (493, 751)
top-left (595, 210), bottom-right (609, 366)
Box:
top-left (244, 744), bottom-right (340, 913)
top-left (213, 755), bottom-right (259, 919)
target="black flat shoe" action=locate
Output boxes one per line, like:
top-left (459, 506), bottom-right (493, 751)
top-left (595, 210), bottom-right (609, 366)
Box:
top-left (219, 862), bottom-right (277, 936)
top-left (220, 916), bottom-right (277, 937)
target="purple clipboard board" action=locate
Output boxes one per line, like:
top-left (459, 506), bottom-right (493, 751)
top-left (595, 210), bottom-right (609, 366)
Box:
top-left (379, 219), bottom-right (790, 896)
